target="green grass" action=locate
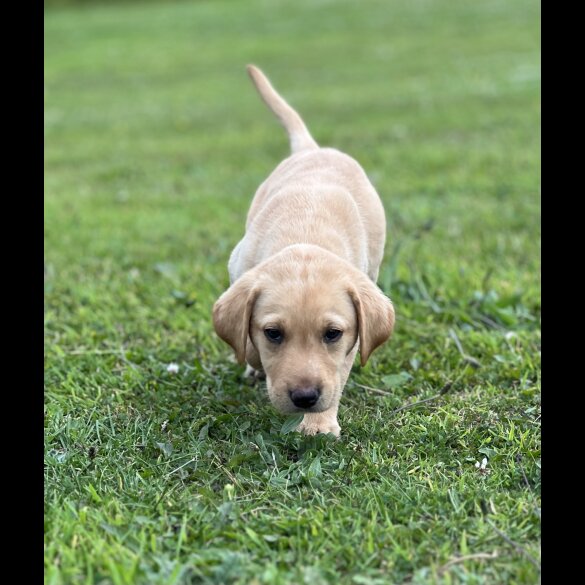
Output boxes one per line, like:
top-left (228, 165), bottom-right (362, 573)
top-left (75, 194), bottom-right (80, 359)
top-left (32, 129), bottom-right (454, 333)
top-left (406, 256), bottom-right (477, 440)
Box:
top-left (44, 0), bottom-right (541, 583)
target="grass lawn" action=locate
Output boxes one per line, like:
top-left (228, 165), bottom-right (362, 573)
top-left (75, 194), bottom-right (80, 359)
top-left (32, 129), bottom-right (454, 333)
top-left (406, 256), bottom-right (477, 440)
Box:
top-left (44, 0), bottom-right (541, 583)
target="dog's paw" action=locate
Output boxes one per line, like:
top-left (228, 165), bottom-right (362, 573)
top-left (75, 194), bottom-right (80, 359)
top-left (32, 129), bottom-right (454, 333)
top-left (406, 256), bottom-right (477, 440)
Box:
top-left (297, 414), bottom-right (341, 437)
top-left (244, 364), bottom-right (266, 383)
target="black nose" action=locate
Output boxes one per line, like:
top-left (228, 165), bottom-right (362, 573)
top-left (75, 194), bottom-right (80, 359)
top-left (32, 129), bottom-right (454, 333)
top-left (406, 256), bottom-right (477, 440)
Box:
top-left (289, 387), bottom-right (320, 408)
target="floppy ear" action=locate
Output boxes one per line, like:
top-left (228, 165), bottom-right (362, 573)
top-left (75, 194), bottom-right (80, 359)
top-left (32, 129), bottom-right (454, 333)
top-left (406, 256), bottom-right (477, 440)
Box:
top-left (348, 276), bottom-right (395, 366)
top-left (213, 275), bottom-right (260, 364)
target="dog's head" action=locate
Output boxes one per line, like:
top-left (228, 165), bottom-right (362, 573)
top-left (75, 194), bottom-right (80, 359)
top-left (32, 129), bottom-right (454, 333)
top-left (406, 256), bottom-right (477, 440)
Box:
top-left (213, 246), bottom-right (395, 414)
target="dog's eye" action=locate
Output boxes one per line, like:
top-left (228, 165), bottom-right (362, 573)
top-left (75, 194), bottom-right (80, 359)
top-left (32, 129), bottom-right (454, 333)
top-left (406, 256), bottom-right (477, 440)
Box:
top-left (264, 328), bottom-right (284, 344)
top-left (324, 329), bottom-right (343, 343)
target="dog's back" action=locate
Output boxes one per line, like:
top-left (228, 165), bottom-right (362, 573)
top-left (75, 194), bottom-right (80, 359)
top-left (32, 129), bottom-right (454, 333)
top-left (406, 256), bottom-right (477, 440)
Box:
top-left (229, 66), bottom-right (387, 283)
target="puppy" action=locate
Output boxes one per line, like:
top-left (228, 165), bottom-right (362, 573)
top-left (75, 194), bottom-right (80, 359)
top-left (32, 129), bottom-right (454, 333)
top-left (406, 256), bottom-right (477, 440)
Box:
top-left (213, 66), bottom-right (395, 436)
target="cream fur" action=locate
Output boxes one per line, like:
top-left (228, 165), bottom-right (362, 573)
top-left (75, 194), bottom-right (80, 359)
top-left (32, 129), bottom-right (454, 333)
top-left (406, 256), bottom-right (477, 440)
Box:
top-left (213, 66), bottom-right (395, 436)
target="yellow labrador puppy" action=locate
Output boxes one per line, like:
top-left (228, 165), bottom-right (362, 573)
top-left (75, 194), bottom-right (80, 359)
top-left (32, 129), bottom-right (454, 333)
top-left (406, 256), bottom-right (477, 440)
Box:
top-left (213, 66), bottom-right (395, 436)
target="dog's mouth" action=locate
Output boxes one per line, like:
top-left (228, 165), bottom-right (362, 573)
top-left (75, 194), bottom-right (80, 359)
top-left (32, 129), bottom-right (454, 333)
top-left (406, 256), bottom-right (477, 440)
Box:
top-left (273, 403), bottom-right (328, 415)
top-left (291, 403), bottom-right (327, 414)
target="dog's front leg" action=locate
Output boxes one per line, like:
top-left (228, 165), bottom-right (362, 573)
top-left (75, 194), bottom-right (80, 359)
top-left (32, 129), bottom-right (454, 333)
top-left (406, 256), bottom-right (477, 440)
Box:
top-left (244, 340), bottom-right (265, 381)
top-left (297, 407), bottom-right (341, 437)
top-left (244, 363), bottom-right (266, 381)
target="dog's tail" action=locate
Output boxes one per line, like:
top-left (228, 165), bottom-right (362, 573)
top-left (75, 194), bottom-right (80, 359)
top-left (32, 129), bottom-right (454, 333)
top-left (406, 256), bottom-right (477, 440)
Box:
top-left (247, 65), bottom-right (318, 153)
